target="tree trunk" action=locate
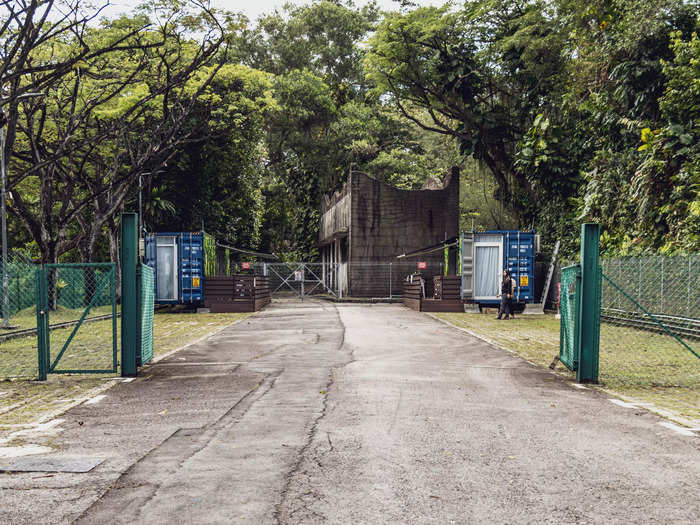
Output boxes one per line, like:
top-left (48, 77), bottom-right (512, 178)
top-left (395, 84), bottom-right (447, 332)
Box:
top-left (108, 217), bottom-right (121, 301)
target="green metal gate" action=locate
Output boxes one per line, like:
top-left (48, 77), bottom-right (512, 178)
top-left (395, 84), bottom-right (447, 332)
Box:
top-left (137, 263), bottom-right (155, 366)
top-left (36, 263), bottom-right (118, 379)
top-left (559, 264), bottom-right (581, 371)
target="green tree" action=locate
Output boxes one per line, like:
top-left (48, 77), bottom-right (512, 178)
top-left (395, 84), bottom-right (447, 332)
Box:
top-left (364, 2), bottom-right (568, 225)
top-left (8, 2), bottom-right (228, 263)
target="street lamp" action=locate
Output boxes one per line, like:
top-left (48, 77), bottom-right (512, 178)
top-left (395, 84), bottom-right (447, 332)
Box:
top-left (1, 92), bottom-right (46, 329)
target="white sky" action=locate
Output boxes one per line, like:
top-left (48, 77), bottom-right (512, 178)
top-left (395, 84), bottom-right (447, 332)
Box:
top-left (99, 0), bottom-right (445, 22)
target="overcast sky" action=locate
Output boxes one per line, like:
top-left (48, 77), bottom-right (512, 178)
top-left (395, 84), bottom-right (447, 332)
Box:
top-left (100, 0), bottom-right (445, 22)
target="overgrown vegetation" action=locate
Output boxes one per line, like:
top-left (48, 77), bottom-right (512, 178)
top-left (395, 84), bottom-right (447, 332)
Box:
top-left (2, 0), bottom-right (698, 262)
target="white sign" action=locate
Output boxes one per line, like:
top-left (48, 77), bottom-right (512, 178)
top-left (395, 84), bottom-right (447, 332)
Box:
top-left (294, 271), bottom-right (303, 281)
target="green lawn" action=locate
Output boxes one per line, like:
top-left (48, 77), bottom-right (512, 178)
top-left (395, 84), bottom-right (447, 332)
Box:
top-left (0, 310), bottom-right (249, 431)
top-left (5, 304), bottom-right (117, 333)
top-left (435, 312), bottom-right (700, 424)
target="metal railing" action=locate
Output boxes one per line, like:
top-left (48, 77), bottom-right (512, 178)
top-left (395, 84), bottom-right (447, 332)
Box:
top-left (597, 256), bottom-right (699, 394)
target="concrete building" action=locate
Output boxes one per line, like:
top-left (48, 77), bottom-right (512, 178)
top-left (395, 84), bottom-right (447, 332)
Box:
top-left (319, 167), bottom-right (459, 297)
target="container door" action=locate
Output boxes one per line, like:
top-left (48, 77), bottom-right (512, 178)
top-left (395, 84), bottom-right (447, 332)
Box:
top-left (473, 239), bottom-right (502, 300)
top-left (180, 232), bottom-right (204, 304)
top-left (461, 232), bottom-right (474, 300)
top-left (156, 236), bottom-right (178, 301)
top-left (505, 233), bottom-right (535, 303)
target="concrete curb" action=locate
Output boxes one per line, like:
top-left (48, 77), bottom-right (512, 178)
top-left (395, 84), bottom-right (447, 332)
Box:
top-left (425, 312), bottom-right (699, 430)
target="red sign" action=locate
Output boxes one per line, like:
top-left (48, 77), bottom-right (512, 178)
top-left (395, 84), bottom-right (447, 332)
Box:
top-left (417, 261), bottom-right (427, 270)
top-left (241, 262), bottom-right (250, 270)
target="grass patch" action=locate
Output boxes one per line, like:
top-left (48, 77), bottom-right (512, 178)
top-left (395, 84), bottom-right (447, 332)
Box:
top-left (0, 310), bottom-right (249, 431)
top-left (5, 304), bottom-right (118, 333)
top-left (151, 311), bottom-right (249, 359)
top-left (435, 312), bottom-right (700, 424)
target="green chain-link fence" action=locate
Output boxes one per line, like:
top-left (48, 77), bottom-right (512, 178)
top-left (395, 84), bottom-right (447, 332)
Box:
top-left (0, 253), bottom-right (40, 378)
top-left (0, 258), bottom-right (121, 379)
top-left (0, 252), bottom-right (39, 329)
top-left (137, 263), bottom-right (154, 366)
top-left (597, 255), bottom-right (699, 418)
top-left (559, 265), bottom-right (580, 371)
top-left (38, 264), bottom-right (118, 375)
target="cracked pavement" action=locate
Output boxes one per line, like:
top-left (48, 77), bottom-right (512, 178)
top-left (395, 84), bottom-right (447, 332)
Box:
top-left (1, 299), bottom-right (699, 524)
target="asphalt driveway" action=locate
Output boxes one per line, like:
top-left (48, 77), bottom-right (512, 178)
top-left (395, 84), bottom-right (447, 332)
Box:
top-left (1, 299), bottom-right (698, 524)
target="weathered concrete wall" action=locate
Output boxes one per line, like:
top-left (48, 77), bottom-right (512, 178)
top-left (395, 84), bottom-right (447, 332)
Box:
top-left (350, 168), bottom-right (459, 261)
top-left (319, 182), bottom-right (350, 245)
top-left (348, 168), bottom-right (459, 297)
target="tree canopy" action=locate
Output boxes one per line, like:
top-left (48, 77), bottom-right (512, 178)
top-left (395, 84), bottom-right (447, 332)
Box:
top-left (2, 0), bottom-right (698, 262)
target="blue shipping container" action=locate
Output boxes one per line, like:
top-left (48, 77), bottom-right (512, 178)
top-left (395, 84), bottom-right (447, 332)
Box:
top-left (144, 232), bottom-right (204, 305)
top-left (460, 230), bottom-right (537, 306)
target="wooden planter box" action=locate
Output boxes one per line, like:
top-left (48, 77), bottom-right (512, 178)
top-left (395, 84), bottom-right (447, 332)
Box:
top-left (204, 275), bottom-right (270, 313)
top-left (403, 275), bottom-right (463, 312)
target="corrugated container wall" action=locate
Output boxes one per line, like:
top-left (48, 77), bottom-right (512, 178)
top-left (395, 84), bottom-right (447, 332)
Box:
top-left (461, 231), bottom-right (537, 305)
top-left (144, 232), bottom-right (206, 305)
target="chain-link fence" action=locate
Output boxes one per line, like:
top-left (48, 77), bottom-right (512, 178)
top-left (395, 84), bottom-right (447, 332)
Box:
top-left (559, 265), bottom-right (581, 370)
top-left (0, 253), bottom-right (40, 378)
top-left (597, 255), bottom-right (699, 419)
top-left (247, 261), bottom-right (447, 299)
top-left (137, 264), bottom-right (154, 366)
top-left (345, 261), bottom-right (442, 299)
top-left (0, 252), bottom-right (39, 332)
top-left (39, 264), bottom-right (118, 375)
top-left (0, 260), bottom-right (119, 379)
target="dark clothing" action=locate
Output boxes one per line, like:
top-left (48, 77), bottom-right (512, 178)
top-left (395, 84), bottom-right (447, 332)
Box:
top-left (498, 294), bottom-right (513, 319)
top-left (498, 276), bottom-right (515, 319)
top-left (502, 278), bottom-right (513, 295)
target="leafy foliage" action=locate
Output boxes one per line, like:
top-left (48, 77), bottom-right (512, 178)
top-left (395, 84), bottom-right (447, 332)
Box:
top-left (3, 0), bottom-right (699, 264)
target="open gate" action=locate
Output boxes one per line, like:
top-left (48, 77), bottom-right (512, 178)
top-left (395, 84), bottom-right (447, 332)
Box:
top-left (36, 263), bottom-right (118, 378)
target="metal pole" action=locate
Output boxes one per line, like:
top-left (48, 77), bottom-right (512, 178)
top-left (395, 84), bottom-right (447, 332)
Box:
top-left (389, 262), bottom-right (392, 300)
top-left (138, 174), bottom-right (142, 237)
top-left (338, 265), bottom-right (343, 300)
top-left (688, 257), bottom-right (691, 317)
top-left (660, 257), bottom-right (664, 314)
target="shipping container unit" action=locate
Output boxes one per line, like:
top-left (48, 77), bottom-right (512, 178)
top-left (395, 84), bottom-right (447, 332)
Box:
top-left (461, 231), bottom-right (539, 311)
top-left (144, 232), bottom-right (211, 306)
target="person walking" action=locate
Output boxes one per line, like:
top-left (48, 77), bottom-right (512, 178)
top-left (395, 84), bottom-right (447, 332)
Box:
top-left (496, 269), bottom-right (516, 320)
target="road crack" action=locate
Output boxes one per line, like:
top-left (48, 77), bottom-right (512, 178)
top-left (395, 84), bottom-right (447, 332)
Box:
top-left (274, 302), bottom-right (349, 524)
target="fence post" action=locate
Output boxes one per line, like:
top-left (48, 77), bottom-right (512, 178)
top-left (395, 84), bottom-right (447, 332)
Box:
top-left (35, 268), bottom-right (47, 381)
top-left (121, 212), bottom-right (138, 377)
top-left (338, 265), bottom-right (343, 300)
top-left (660, 257), bottom-right (664, 314)
top-left (688, 258), bottom-right (691, 317)
top-left (577, 223), bottom-right (600, 383)
top-left (389, 262), bottom-right (392, 300)
top-left (638, 258), bottom-right (641, 300)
